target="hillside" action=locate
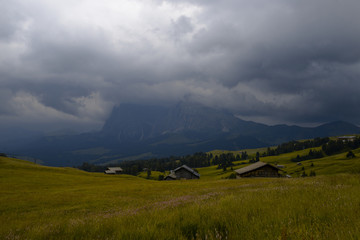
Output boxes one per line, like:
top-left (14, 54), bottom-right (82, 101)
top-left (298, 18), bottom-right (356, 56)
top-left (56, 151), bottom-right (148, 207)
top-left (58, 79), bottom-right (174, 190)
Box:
top-left (203, 146), bottom-right (360, 179)
top-left (1, 156), bottom-right (360, 239)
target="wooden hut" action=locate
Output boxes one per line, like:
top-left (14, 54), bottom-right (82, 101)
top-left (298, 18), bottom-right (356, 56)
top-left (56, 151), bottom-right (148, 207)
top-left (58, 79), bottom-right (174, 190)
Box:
top-left (235, 161), bottom-right (281, 178)
top-left (105, 167), bottom-right (123, 174)
top-left (165, 165), bottom-right (200, 180)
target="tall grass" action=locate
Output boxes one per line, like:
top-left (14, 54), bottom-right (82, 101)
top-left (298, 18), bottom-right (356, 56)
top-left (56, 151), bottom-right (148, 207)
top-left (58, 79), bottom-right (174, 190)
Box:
top-left (1, 157), bottom-right (360, 239)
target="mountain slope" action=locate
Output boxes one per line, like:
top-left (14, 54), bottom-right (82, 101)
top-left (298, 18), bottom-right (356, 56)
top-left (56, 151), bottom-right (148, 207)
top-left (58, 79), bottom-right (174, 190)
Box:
top-left (13, 102), bottom-right (360, 166)
top-left (100, 102), bottom-right (267, 140)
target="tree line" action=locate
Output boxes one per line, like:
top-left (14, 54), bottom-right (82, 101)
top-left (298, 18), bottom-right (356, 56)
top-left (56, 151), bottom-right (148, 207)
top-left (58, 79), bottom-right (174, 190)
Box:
top-left (77, 136), bottom-right (360, 175)
top-left (78, 151), bottom-right (249, 175)
top-left (263, 137), bottom-right (330, 157)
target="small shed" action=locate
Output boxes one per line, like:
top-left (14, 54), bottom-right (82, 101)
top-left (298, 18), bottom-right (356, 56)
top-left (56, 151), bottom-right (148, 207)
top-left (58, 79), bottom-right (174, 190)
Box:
top-left (165, 165), bottom-right (200, 180)
top-left (105, 167), bottom-right (123, 174)
top-left (235, 161), bottom-right (281, 178)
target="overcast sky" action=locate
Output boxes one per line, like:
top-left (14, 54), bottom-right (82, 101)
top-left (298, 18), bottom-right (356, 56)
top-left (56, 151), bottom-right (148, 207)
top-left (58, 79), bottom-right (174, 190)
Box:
top-left (1, 0), bottom-right (360, 132)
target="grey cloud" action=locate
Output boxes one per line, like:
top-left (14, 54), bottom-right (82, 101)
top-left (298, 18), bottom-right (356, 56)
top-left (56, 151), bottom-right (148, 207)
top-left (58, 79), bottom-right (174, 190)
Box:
top-left (0, 0), bottom-right (25, 41)
top-left (1, 0), bottom-right (360, 132)
top-left (171, 16), bottom-right (194, 40)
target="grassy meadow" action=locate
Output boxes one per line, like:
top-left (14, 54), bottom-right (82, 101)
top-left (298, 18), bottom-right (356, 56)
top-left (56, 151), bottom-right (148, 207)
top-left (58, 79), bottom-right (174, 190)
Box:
top-left (1, 155), bottom-right (360, 239)
top-left (207, 146), bottom-right (360, 178)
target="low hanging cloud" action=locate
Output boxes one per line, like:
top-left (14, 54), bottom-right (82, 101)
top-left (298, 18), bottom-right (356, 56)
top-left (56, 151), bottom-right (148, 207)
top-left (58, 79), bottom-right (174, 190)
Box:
top-left (1, 0), bottom-right (360, 132)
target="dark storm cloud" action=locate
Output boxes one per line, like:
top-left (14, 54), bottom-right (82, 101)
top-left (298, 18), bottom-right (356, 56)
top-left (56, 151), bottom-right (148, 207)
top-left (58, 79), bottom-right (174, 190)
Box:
top-left (184, 0), bottom-right (360, 124)
top-left (1, 0), bottom-right (360, 132)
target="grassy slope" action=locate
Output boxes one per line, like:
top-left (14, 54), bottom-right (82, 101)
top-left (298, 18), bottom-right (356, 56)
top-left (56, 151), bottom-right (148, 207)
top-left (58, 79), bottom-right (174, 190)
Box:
top-left (137, 170), bottom-right (165, 180)
top-left (1, 156), bottom-right (360, 239)
top-left (203, 147), bottom-right (360, 179)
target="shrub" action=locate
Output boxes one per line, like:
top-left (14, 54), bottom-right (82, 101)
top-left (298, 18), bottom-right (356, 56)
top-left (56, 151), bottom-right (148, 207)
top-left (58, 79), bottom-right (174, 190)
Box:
top-left (346, 151), bottom-right (356, 158)
top-left (227, 173), bottom-right (237, 179)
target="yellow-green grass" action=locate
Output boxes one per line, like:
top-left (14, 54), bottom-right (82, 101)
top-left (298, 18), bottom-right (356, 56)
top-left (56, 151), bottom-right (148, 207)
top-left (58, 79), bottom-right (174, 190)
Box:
top-left (273, 148), bottom-right (360, 177)
top-left (205, 147), bottom-right (360, 178)
top-left (210, 146), bottom-right (325, 159)
top-left (196, 164), bottom-right (236, 180)
top-left (137, 170), bottom-right (165, 180)
top-left (1, 156), bottom-right (360, 239)
top-left (254, 147), bottom-right (360, 176)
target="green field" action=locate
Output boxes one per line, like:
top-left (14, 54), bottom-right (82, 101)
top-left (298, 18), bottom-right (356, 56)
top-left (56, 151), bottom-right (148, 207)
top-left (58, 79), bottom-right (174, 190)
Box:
top-left (1, 155), bottom-right (360, 239)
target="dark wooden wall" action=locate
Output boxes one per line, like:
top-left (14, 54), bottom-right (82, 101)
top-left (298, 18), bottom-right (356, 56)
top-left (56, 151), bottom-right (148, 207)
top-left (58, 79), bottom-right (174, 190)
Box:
top-left (175, 168), bottom-right (199, 179)
top-left (237, 165), bottom-right (280, 178)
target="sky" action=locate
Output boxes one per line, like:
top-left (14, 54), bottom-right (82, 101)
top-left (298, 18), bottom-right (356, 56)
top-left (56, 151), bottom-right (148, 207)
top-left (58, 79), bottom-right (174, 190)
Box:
top-left (1, 0), bottom-right (360, 133)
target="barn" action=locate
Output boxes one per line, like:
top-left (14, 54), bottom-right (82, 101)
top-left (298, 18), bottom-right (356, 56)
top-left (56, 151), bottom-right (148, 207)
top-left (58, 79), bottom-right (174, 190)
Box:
top-left (235, 161), bottom-right (281, 178)
top-left (165, 165), bottom-right (200, 180)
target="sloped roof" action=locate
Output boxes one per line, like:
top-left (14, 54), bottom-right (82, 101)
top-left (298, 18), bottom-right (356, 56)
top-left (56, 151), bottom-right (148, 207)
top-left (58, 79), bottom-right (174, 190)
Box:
top-left (105, 167), bottom-right (123, 174)
top-left (164, 172), bottom-right (177, 180)
top-left (107, 167), bottom-right (123, 171)
top-left (235, 161), bottom-right (279, 175)
top-left (174, 165), bottom-right (200, 177)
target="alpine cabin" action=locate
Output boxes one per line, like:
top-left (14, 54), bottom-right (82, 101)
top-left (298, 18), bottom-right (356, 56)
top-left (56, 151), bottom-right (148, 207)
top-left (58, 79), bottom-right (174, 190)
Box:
top-left (165, 165), bottom-right (200, 180)
top-left (235, 161), bottom-right (281, 178)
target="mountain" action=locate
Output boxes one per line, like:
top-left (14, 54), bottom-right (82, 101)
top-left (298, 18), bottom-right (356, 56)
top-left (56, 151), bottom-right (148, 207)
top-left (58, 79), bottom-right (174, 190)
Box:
top-left (101, 102), bottom-right (266, 140)
top-left (313, 121), bottom-right (360, 136)
top-left (12, 102), bottom-right (360, 166)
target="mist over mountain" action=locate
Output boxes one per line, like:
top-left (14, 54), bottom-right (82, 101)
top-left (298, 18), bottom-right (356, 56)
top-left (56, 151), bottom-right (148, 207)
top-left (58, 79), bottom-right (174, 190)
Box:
top-left (11, 102), bottom-right (360, 166)
top-left (101, 102), bottom-right (265, 141)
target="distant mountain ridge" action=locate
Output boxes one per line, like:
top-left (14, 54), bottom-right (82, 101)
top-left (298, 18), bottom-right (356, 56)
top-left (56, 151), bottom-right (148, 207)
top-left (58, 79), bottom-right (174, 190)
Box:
top-left (13, 102), bottom-right (360, 166)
